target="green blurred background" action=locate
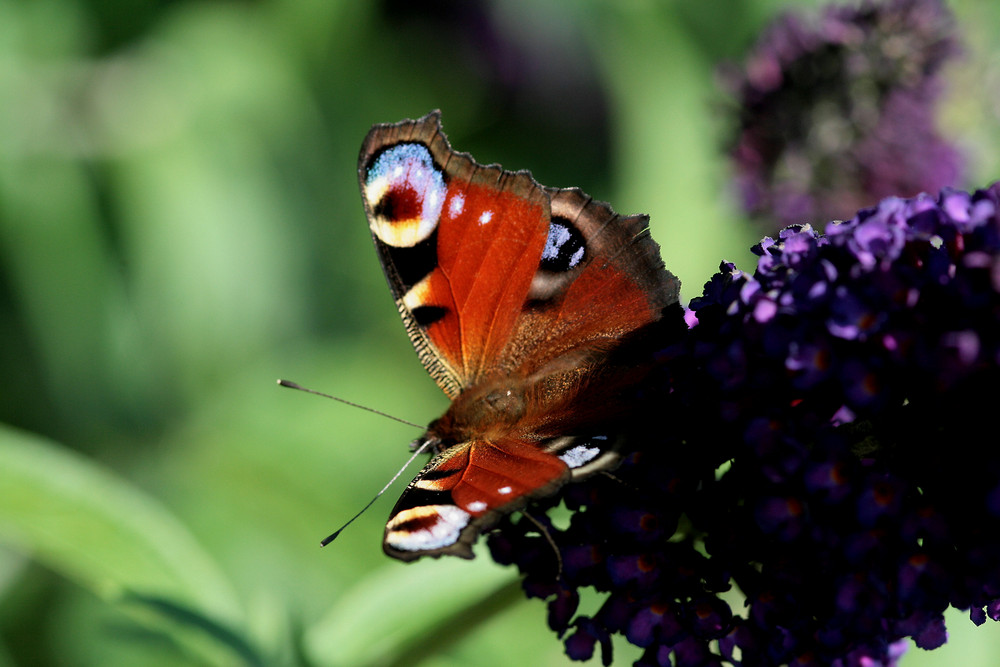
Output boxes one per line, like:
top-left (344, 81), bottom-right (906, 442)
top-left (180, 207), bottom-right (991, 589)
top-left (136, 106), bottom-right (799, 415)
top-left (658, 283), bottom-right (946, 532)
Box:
top-left (1, 0), bottom-right (998, 665)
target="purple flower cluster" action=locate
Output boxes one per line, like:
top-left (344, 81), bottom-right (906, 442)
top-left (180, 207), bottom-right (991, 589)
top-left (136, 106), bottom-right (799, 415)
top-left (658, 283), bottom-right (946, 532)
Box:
top-left (726, 0), bottom-right (962, 230)
top-left (488, 183), bottom-right (1000, 666)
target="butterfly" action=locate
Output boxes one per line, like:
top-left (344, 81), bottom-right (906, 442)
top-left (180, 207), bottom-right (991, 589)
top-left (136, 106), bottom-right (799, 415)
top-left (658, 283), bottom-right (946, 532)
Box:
top-left (358, 111), bottom-right (679, 560)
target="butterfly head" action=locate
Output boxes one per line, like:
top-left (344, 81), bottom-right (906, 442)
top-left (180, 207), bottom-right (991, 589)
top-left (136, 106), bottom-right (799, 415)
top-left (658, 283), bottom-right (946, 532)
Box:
top-left (408, 433), bottom-right (439, 454)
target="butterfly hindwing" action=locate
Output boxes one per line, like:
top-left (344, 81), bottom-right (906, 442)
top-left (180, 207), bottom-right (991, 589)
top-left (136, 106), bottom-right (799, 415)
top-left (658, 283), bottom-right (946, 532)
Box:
top-left (384, 433), bottom-right (621, 561)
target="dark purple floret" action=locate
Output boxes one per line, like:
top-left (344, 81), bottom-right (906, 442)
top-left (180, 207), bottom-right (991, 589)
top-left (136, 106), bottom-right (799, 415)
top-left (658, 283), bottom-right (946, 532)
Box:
top-left (487, 183), bottom-right (1000, 666)
top-left (725, 0), bottom-right (962, 230)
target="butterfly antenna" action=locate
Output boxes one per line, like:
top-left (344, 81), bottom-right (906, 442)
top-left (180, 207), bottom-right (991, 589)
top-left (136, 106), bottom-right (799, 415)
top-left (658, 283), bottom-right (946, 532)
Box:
top-left (319, 438), bottom-right (433, 546)
top-left (277, 379), bottom-right (423, 429)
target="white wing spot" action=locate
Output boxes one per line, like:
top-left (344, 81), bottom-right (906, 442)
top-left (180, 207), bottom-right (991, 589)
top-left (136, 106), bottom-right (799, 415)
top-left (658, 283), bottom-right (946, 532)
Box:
top-left (498, 486), bottom-right (512, 495)
top-left (449, 193), bottom-right (465, 218)
top-left (559, 445), bottom-right (602, 469)
top-left (569, 246), bottom-right (585, 268)
top-left (479, 210), bottom-right (493, 225)
top-left (467, 500), bottom-right (488, 513)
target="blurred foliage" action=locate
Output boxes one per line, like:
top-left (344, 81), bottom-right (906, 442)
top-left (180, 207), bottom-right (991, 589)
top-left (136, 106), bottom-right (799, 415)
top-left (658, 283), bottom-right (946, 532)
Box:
top-left (0, 0), bottom-right (997, 665)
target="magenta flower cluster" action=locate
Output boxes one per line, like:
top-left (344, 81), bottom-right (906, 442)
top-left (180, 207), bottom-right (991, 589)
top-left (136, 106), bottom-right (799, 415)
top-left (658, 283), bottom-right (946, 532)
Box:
top-left (727, 0), bottom-right (962, 230)
top-left (489, 183), bottom-right (1000, 666)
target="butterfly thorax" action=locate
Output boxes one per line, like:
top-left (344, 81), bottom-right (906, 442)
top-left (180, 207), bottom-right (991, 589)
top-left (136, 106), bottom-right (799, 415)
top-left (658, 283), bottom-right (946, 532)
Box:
top-left (426, 376), bottom-right (530, 449)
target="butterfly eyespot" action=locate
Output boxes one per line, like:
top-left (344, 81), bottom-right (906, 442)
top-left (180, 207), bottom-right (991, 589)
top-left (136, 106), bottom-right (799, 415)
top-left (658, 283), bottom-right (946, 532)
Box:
top-left (540, 218), bottom-right (586, 273)
top-left (558, 444), bottom-right (602, 469)
top-left (385, 504), bottom-right (472, 552)
top-left (365, 143), bottom-right (445, 247)
top-left (527, 218), bottom-right (590, 303)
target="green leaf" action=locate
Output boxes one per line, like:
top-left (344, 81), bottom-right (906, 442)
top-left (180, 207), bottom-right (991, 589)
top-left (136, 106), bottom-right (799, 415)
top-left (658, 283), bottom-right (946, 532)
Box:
top-left (304, 555), bottom-right (520, 666)
top-left (0, 424), bottom-right (249, 662)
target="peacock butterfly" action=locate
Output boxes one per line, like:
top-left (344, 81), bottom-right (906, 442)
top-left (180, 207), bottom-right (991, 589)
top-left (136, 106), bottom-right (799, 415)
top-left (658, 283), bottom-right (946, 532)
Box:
top-left (358, 111), bottom-right (679, 561)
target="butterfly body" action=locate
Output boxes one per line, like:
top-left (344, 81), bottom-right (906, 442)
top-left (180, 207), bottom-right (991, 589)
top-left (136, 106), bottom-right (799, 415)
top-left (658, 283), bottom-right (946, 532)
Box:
top-left (357, 112), bottom-right (679, 560)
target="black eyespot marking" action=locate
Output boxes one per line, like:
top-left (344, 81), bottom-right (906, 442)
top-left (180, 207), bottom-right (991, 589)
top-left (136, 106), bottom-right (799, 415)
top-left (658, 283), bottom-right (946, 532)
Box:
top-left (524, 298), bottom-right (552, 311)
top-left (374, 185), bottom-right (422, 223)
top-left (420, 467), bottom-right (462, 482)
top-left (393, 487), bottom-right (452, 513)
top-left (412, 305), bottom-right (448, 328)
top-left (377, 229), bottom-right (438, 292)
top-left (540, 217), bottom-right (587, 273)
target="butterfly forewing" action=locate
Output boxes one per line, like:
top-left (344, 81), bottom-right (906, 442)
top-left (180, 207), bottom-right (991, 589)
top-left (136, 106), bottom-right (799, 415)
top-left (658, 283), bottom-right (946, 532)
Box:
top-left (359, 112), bottom-right (550, 396)
top-left (355, 112), bottom-right (679, 560)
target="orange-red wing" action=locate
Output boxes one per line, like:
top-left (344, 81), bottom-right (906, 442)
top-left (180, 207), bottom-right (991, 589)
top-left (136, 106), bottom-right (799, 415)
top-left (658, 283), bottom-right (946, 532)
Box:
top-left (359, 112), bottom-right (549, 397)
top-left (383, 439), bottom-right (566, 560)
